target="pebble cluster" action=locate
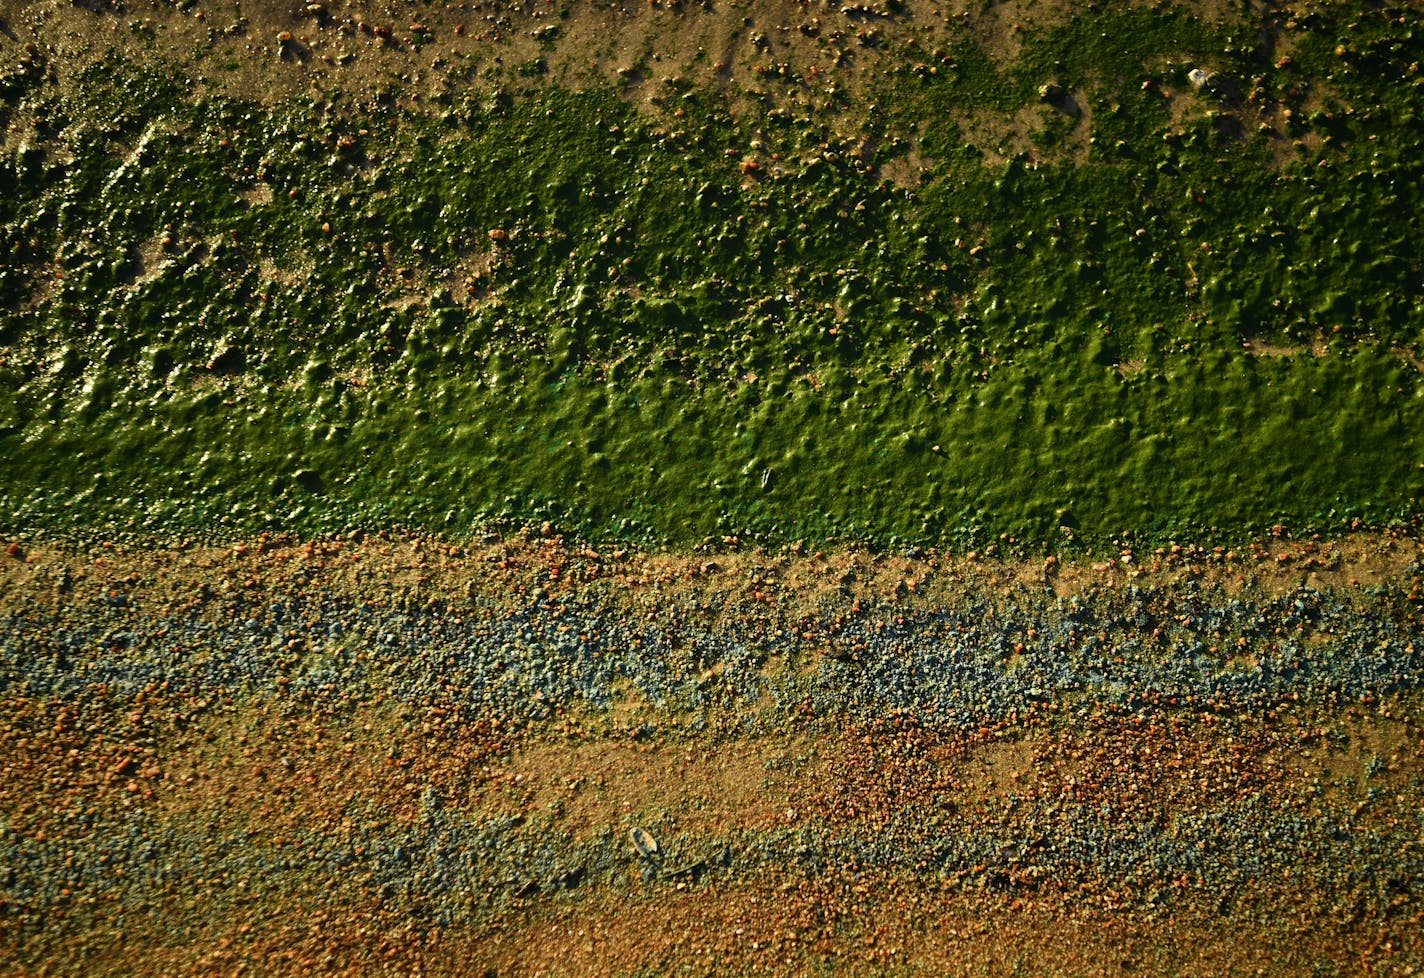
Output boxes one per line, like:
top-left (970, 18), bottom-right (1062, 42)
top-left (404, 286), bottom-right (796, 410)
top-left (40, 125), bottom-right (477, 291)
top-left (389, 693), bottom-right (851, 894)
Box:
top-left (6, 559), bottom-right (1422, 725)
top-left (2, 540), bottom-right (1423, 974)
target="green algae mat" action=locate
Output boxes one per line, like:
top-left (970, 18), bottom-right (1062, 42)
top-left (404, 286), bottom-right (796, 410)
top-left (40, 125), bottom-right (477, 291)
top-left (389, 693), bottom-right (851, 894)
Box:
top-left (2, 2), bottom-right (1422, 547)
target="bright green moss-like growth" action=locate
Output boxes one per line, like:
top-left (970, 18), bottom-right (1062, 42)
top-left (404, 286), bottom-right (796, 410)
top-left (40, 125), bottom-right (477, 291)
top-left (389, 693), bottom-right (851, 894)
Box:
top-left (1, 6), bottom-right (1421, 546)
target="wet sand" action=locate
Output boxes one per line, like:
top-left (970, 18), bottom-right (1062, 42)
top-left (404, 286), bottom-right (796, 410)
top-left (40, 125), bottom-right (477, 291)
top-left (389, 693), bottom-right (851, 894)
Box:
top-left (3, 532), bottom-right (1422, 976)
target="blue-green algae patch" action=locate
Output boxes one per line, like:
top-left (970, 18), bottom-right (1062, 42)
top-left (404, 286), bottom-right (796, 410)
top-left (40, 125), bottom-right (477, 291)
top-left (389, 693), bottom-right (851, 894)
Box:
top-left (1, 5), bottom-right (1422, 548)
